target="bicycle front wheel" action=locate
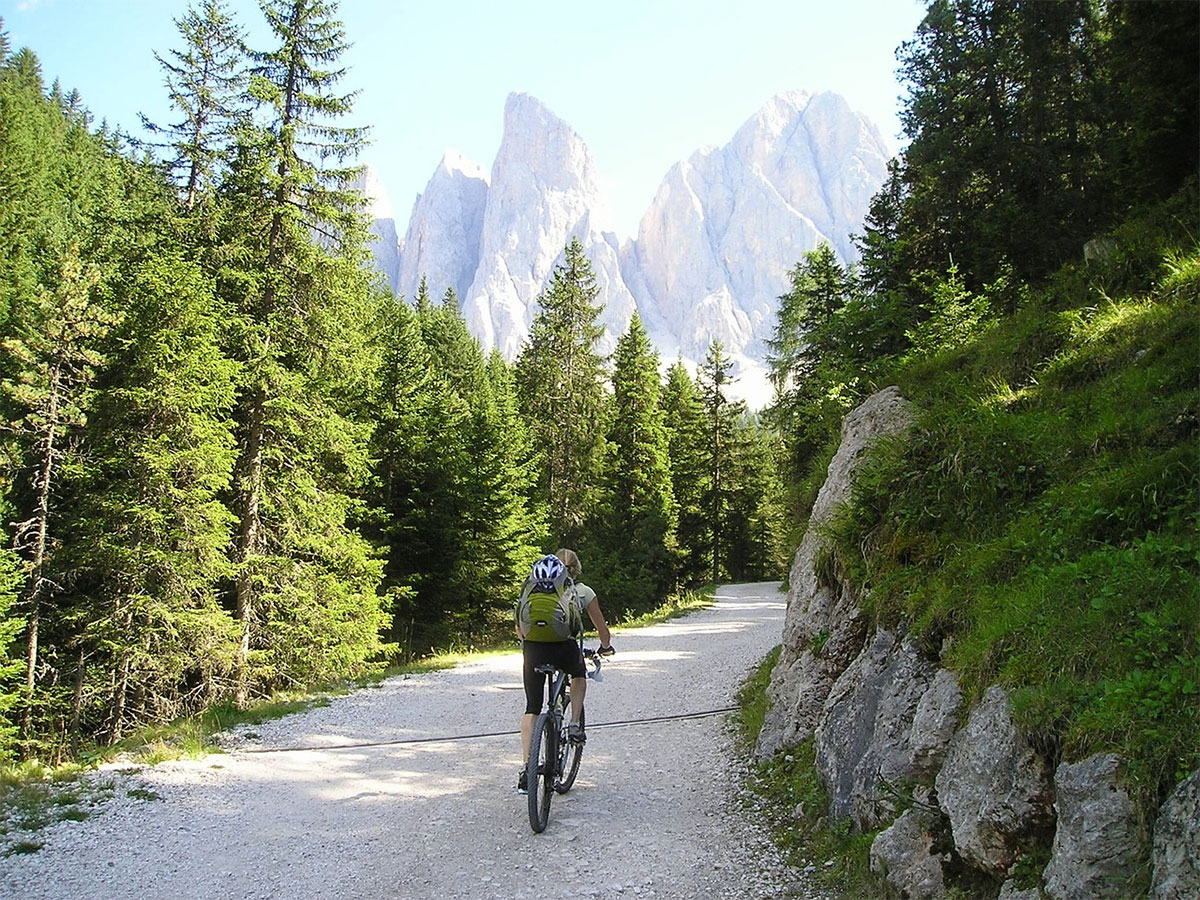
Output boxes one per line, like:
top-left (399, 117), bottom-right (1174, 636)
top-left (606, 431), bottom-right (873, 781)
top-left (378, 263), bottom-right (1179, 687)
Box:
top-left (555, 706), bottom-right (584, 793)
top-left (527, 711), bottom-right (555, 833)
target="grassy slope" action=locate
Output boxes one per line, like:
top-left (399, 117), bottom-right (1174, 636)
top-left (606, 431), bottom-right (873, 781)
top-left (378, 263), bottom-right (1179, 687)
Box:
top-left (734, 189), bottom-right (1197, 897)
top-left (824, 188), bottom-right (1199, 805)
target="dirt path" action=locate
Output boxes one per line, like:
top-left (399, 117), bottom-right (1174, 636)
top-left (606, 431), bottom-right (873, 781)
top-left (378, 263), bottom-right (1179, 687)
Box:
top-left (1, 582), bottom-right (830, 900)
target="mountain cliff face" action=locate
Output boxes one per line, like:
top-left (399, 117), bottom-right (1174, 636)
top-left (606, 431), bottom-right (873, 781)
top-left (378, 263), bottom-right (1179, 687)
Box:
top-left (395, 150), bottom-right (488, 305)
top-left (459, 92), bottom-right (636, 359)
top-left (625, 90), bottom-right (890, 364)
top-left (370, 90), bottom-right (890, 404)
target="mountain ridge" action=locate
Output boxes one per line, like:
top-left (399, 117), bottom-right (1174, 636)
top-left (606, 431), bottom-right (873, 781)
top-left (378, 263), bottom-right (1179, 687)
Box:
top-left (361, 89), bottom-right (891, 406)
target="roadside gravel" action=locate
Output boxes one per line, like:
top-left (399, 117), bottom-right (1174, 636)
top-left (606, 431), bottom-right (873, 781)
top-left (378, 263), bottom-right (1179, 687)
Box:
top-left (1, 582), bottom-right (834, 900)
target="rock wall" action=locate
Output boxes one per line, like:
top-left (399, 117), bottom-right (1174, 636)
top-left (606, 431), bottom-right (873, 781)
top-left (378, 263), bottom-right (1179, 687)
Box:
top-left (760, 386), bottom-right (1199, 899)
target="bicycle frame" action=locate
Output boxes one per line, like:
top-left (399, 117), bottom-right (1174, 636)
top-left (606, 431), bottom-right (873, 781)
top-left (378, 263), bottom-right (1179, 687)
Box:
top-left (526, 642), bottom-right (601, 832)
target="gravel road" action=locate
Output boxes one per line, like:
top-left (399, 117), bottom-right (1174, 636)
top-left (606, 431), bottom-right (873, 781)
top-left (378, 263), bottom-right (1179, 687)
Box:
top-left (1, 582), bottom-right (834, 900)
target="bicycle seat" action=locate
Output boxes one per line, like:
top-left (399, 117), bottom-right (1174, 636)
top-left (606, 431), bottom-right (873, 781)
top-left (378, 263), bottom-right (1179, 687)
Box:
top-left (533, 664), bottom-right (558, 675)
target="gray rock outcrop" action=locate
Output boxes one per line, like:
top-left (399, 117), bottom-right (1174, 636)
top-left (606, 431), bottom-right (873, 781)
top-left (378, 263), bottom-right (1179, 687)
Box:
top-left (998, 881), bottom-right (1044, 900)
top-left (815, 629), bottom-right (939, 829)
top-left (756, 386), bottom-right (1191, 898)
top-left (756, 385), bottom-right (914, 758)
top-left (934, 686), bottom-right (1055, 876)
top-left (909, 668), bottom-right (965, 773)
top-left (1152, 768), bottom-right (1200, 899)
top-left (1043, 753), bottom-right (1149, 899)
top-left (870, 808), bottom-right (948, 899)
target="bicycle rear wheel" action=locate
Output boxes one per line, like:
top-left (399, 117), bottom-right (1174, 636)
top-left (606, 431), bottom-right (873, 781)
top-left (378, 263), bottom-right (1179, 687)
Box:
top-left (527, 711), bottom-right (555, 833)
top-left (555, 706), bottom-right (584, 793)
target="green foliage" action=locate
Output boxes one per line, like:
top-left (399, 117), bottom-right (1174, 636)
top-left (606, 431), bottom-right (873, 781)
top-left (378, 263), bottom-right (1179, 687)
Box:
top-left (660, 361), bottom-right (711, 588)
top-left (822, 218), bottom-right (1199, 804)
top-left (733, 644), bottom-right (780, 747)
top-left (515, 237), bottom-right (607, 546)
top-left (0, 549), bottom-right (23, 760)
top-left (590, 313), bottom-right (676, 618)
top-left (141, 0), bottom-right (247, 208)
top-left (68, 247), bottom-right (240, 742)
top-left (876, 0), bottom-right (1198, 294)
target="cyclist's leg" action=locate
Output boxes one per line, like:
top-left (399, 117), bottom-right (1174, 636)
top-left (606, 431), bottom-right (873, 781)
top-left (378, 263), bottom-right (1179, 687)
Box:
top-left (570, 677), bottom-right (586, 724)
top-left (557, 640), bottom-right (588, 733)
top-left (521, 644), bottom-right (550, 760)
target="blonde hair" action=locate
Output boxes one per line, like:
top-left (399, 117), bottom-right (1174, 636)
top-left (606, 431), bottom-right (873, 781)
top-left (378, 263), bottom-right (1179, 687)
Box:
top-left (555, 548), bottom-right (581, 579)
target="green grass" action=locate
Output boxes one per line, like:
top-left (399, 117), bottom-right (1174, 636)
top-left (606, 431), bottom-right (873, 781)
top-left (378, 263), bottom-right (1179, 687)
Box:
top-left (616, 586), bottom-right (716, 628)
top-left (0, 762), bottom-right (114, 854)
top-left (733, 649), bottom-right (886, 898)
top-left (817, 203), bottom-right (1199, 807)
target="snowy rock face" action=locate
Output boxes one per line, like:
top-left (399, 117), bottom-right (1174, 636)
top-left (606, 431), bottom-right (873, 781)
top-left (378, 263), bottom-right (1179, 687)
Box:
top-left (461, 92), bottom-right (636, 359)
top-left (353, 166), bottom-right (402, 293)
top-left (378, 89), bottom-right (889, 404)
top-left (623, 90), bottom-right (891, 368)
top-left (395, 151), bottom-right (488, 305)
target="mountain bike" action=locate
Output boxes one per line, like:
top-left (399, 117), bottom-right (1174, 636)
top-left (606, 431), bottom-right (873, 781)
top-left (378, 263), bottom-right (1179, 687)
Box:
top-left (527, 643), bottom-right (603, 833)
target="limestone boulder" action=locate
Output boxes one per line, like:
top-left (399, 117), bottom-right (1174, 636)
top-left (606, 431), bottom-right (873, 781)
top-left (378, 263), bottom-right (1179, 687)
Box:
top-left (1152, 768), bottom-right (1200, 899)
top-left (815, 629), bottom-right (938, 828)
top-left (909, 668), bottom-right (965, 773)
top-left (1043, 753), bottom-right (1149, 899)
top-left (935, 686), bottom-right (1055, 876)
top-left (870, 808), bottom-right (949, 899)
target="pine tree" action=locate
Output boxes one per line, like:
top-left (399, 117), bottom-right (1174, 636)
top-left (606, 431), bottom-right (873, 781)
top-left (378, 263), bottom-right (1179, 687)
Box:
top-left (368, 295), bottom-right (437, 652)
top-left (70, 250), bottom-right (239, 740)
top-left (592, 313), bottom-right (675, 615)
top-left (766, 244), bottom-right (863, 514)
top-left (0, 43), bottom-right (60, 329)
top-left (514, 237), bottom-right (606, 545)
top-left (696, 341), bottom-right (746, 585)
top-left (895, 0), bottom-right (1105, 284)
top-left (660, 361), bottom-right (708, 588)
top-left (141, 0), bottom-right (248, 210)
top-left (222, 0), bottom-right (383, 700)
top-left (1, 245), bottom-right (116, 736)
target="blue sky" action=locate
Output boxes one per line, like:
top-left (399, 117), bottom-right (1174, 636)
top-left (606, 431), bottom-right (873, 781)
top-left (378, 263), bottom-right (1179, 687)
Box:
top-left (2, 0), bottom-right (926, 238)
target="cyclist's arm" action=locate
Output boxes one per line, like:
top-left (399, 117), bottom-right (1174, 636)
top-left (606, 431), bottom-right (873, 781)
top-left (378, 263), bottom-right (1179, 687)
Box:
top-left (585, 600), bottom-right (612, 649)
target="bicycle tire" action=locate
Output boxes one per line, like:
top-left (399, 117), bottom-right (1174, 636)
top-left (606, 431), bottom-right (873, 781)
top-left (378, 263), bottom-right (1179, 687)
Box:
top-left (527, 710), bottom-right (555, 833)
top-left (555, 706), bottom-right (584, 793)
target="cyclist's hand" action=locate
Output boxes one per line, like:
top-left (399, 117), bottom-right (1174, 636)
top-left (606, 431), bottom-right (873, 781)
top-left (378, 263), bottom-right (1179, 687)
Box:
top-left (597, 644), bottom-right (615, 657)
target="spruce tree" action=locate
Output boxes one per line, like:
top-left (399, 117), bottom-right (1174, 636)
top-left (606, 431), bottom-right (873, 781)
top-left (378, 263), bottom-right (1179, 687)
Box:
top-left (222, 0), bottom-right (383, 699)
top-left (1, 245), bottom-right (116, 737)
top-left (592, 313), bottom-right (675, 615)
top-left (514, 237), bottom-right (606, 546)
top-left (660, 361), bottom-right (709, 588)
top-left (141, 0), bottom-right (247, 209)
top-left (696, 341), bottom-right (745, 585)
top-left (0, 43), bottom-right (59, 329)
top-left (71, 250), bottom-right (239, 739)
top-left (766, 244), bottom-right (862, 515)
top-left (368, 295), bottom-right (438, 653)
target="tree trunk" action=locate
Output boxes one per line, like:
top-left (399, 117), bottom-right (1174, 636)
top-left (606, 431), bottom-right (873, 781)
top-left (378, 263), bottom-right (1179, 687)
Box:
top-left (233, 390), bottom-right (266, 706)
top-left (110, 652), bottom-right (131, 742)
top-left (22, 365), bottom-right (61, 738)
top-left (68, 645), bottom-right (86, 754)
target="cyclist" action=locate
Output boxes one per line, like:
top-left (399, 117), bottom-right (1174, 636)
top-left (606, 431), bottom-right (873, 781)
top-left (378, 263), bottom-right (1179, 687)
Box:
top-left (516, 548), bottom-right (614, 793)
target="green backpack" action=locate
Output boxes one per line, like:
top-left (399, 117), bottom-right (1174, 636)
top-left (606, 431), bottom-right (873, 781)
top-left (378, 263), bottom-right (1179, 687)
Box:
top-left (515, 571), bottom-right (582, 642)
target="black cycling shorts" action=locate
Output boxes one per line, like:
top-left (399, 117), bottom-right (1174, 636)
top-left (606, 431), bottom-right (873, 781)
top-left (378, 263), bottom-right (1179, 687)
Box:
top-left (522, 639), bottom-right (585, 715)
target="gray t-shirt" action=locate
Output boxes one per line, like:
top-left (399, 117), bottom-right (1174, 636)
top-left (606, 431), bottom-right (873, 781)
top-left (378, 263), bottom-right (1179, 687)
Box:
top-left (574, 582), bottom-right (596, 611)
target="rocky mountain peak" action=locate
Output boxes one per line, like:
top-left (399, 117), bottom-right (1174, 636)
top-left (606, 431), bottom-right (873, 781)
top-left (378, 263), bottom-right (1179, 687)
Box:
top-left (378, 89), bottom-right (890, 406)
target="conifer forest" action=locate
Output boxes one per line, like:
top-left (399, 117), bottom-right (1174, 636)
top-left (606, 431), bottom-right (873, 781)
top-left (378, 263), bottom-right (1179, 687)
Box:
top-left (0, 0), bottom-right (1196, 777)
